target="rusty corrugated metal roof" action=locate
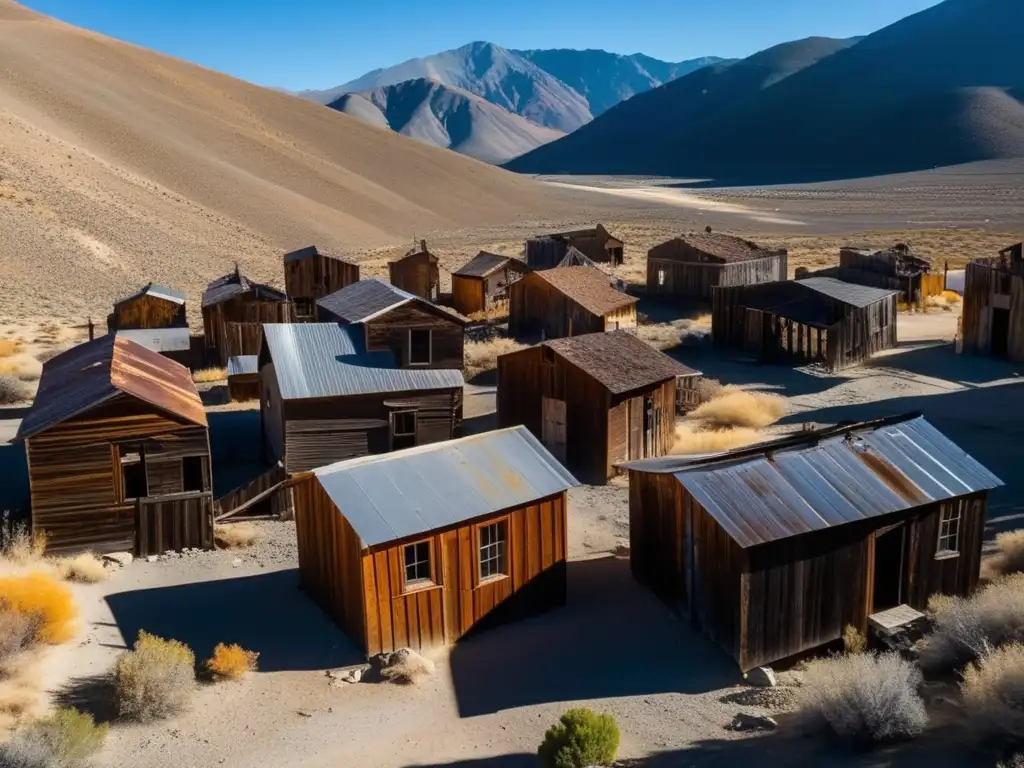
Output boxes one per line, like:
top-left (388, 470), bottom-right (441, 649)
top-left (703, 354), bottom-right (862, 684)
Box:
top-left (16, 336), bottom-right (206, 440)
top-left (315, 426), bottom-right (578, 548)
top-left (621, 415), bottom-right (1002, 548)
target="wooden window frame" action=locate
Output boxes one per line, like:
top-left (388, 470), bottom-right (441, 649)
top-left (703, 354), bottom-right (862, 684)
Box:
top-left (117, 444), bottom-right (148, 502)
top-left (936, 504), bottom-right (962, 559)
top-left (408, 328), bottom-right (432, 366)
top-left (475, 516), bottom-right (510, 587)
top-left (390, 410), bottom-right (418, 438)
top-left (401, 538), bottom-right (440, 594)
top-left (292, 297), bottom-right (314, 318)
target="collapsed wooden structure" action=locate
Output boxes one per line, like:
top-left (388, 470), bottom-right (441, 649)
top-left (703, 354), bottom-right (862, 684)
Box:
top-left (389, 241), bottom-right (440, 301)
top-left (509, 266), bottom-right (637, 341)
top-left (623, 414), bottom-right (1002, 670)
top-left (295, 426), bottom-right (576, 656)
top-left (317, 279), bottom-right (467, 369)
top-left (202, 267), bottom-right (289, 366)
top-left (108, 283), bottom-right (191, 366)
top-left (961, 243), bottom-right (1024, 361)
top-left (451, 252), bottom-right (529, 316)
top-left (647, 233), bottom-right (788, 299)
top-left (526, 225), bottom-right (625, 269)
top-left (15, 336), bottom-right (214, 556)
top-left (283, 246), bottom-right (360, 321)
top-left (712, 277), bottom-right (898, 371)
top-left (497, 331), bottom-right (701, 484)
top-left (804, 244), bottom-right (940, 306)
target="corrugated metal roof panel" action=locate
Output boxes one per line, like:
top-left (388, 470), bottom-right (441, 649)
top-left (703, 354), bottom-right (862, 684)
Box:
top-left (314, 426), bottom-right (578, 548)
top-left (796, 277), bottom-right (898, 308)
top-left (316, 279), bottom-right (416, 323)
top-left (262, 323), bottom-right (464, 400)
top-left (227, 355), bottom-right (259, 377)
top-left (453, 251), bottom-right (513, 278)
top-left (115, 327), bottom-right (191, 353)
top-left (114, 282), bottom-right (186, 306)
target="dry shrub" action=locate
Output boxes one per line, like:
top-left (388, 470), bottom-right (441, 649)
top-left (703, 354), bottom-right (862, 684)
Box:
top-left (0, 375), bottom-right (31, 405)
top-left (2, 527), bottom-right (47, 566)
top-left (843, 624), bottom-right (868, 655)
top-left (962, 642), bottom-right (1024, 745)
top-left (50, 553), bottom-right (107, 584)
top-left (0, 340), bottom-right (20, 358)
top-left (205, 643), bottom-right (259, 680)
top-left (463, 337), bottom-right (525, 380)
top-left (538, 707), bottom-right (620, 768)
top-left (378, 648), bottom-right (435, 685)
top-left (114, 631), bottom-right (195, 721)
top-left (191, 367), bottom-right (226, 384)
top-left (920, 574), bottom-right (1024, 672)
top-left (0, 353), bottom-right (42, 382)
top-left (672, 423), bottom-right (762, 454)
top-left (690, 389), bottom-right (786, 429)
top-left (214, 523), bottom-right (262, 550)
top-left (991, 530), bottom-right (1024, 578)
top-left (796, 652), bottom-right (927, 746)
top-left (0, 652), bottom-right (48, 736)
top-left (0, 573), bottom-right (76, 645)
top-left (696, 377), bottom-right (725, 404)
top-left (0, 610), bottom-right (40, 663)
top-left (634, 319), bottom-right (707, 352)
top-left (0, 707), bottom-right (108, 767)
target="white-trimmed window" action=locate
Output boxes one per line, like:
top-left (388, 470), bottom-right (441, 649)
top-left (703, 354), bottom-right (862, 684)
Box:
top-left (937, 505), bottom-right (961, 557)
top-left (409, 329), bottom-right (432, 365)
top-left (478, 520), bottom-right (507, 581)
top-left (403, 540), bottom-right (433, 590)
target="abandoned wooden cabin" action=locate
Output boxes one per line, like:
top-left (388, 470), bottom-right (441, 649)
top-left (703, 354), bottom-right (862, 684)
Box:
top-left (451, 252), bottom-right (530, 316)
top-left (294, 425), bottom-right (577, 656)
top-left (201, 267), bottom-right (290, 366)
top-left (389, 240), bottom-right (440, 301)
top-left (14, 336), bottom-right (214, 557)
top-left (526, 224), bottom-right (625, 268)
top-left (508, 266), bottom-right (637, 341)
top-left (497, 331), bottom-right (701, 484)
top-left (646, 232), bottom-right (788, 299)
top-left (259, 323), bottom-right (465, 472)
top-left (226, 355), bottom-right (260, 402)
top-left (960, 243), bottom-right (1024, 361)
top-left (283, 245), bottom-right (360, 321)
top-left (622, 414), bottom-right (1002, 671)
top-left (802, 244), bottom-right (939, 306)
top-left (108, 283), bottom-right (191, 366)
top-left (317, 279), bottom-right (467, 369)
top-left (712, 277), bottom-right (898, 371)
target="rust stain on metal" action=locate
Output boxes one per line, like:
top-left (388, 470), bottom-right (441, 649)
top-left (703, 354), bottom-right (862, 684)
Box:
top-left (111, 337), bottom-right (207, 426)
top-left (856, 450), bottom-right (928, 506)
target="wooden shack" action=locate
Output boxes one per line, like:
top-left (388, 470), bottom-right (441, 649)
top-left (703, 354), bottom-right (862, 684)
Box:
top-left (226, 355), bottom-right (260, 402)
top-left (317, 279), bottom-right (467, 369)
top-left (646, 233), bottom-right (787, 299)
top-left (201, 266), bottom-right (290, 367)
top-left (526, 225), bottom-right (624, 268)
top-left (623, 414), bottom-right (1003, 671)
top-left (802, 244), bottom-right (940, 306)
top-left (14, 336), bottom-right (214, 556)
top-left (712, 277), bottom-right (897, 371)
top-left (498, 331), bottom-right (700, 484)
top-left (259, 323), bottom-right (465, 472)
top-left (108, 283), bottom-right (191, 366)
top-left (389, 240), bottom-right (440, 301)
top-left (294, 426), bottom-right (577, 656)
top-left (283, 246), bottom-right (360, 321)
top-left (961, 243), bottom-right (1024, 361)
top-left (451, 252), bottom-right (530, 316)
top-left (508, 266), bottom-right (637, 341)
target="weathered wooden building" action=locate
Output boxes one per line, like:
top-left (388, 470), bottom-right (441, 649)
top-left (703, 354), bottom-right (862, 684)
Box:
top-left (295, 426), bottom-right (577, 656)
top-left (202, 267), bottom-right (290, 366)
top-left (259, 323), bottom-right (465, 472)
top-left (451, 252), bottom-right (530, 316)
top-left (623, 414), bottom-right (1002, 671)
top-left (961, 243), bottom-right (1024, 361)
top-left (14, 336), bottom-right (214, 556)
top-left (226, 355), bottom-right (260, 402)
top-left (389, 241), bottom-right (440, 301)
top-left (802, 244), bottom-right (940, 306)
top-left (526, 225), bottom-right (625, 268)
top-left (317, 279), bottom-right (467, 369)
top-left (283, 246), bottom-right (360, 321)
top-left (498, 331), bottom-right (700, 484)
top-left (646, 233), bottom-right (788, 299)
top-left (712, 277), bottom-right (898, 371)
top-left (509, 266), bottom-right (637, 341)
top-left (108, 283), bottom-right (191, 366)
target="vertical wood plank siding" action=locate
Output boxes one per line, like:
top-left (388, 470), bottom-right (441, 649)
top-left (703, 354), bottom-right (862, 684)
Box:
top-left (284, 255), bottom-right (359, 319)
top-left (451, 275), bottom-right (486, 316)
top-left (509, 272), bottom-right (636, 341)
top-left (136, 492), bottom-right (214, 556)
top-left (202, 297), bottom-right (290, 366)
top-left (961, 260), bottom-right (1024, 361)
top-left (365, 304), bottom-right (465, 369)
top-left (113, 295), bottom-right (186, 331)
top-left (389, 252), bottom-right (440, 301)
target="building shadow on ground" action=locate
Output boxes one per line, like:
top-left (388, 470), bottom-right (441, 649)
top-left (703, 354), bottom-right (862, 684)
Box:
top-left (449, 556), bottom-right (736, 718)
top-left (863, 341), bottom-right (1024, 385)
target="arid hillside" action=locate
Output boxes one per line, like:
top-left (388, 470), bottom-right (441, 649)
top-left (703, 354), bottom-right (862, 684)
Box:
top-left (0, 1), bottom-right (584, 319)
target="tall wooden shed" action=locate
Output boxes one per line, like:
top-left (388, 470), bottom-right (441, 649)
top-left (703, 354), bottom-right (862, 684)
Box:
top-left (646, 233), bottom-right (787, 299)
top-left (201, 267), bottom-right (290, 366)
top-left (712, 277), bottom-right (897, 371)
top-left (623, 415), bottom-right (1002, 671)
top-left (451, 252), bottom-right (530, 316)
top-left (295, 426), bottom-right (577, 656)
top-left (389, 241), bottom-right (440, 301)
top-left (15, 336), bottom-right (214, 556)
top-left (283, 246), bottom-right (360, 321)
top-left (497, 331), bottom-right (700, 484)
top-left (317, 279), bottom-right (467, 369)
top-left (508, 266), bottom-right (637, 341)
top-left (961, 243), bottom-right (1024, 361)
top-left (526, 225), bottom-right (625, 269)
top-left (259, 323), bottom-right (465, 472)
top-left (108, 283), bottom-right (191, 366)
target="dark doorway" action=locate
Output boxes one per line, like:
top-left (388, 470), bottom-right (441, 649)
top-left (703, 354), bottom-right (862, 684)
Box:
top-left (873, 525), bottom-right (906, 612)
top-left (991, 308), bottom-right (1010, 358)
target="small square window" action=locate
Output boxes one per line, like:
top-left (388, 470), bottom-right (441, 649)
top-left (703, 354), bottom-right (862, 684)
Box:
top-left (937, 505), bottom-right (961, 557)
top-left (391, 410), bottom-right (417, 437)
top-left (478, 520), bottom-right (507, 582)
top-left (409, 329), bottom-right (431, 365)
top-left (403, 541), bottom-right (433, 590)
top-left (293, 297), bottom-right (313, 317)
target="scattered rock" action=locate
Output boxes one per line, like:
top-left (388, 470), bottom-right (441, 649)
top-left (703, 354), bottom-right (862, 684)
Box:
top-left (374, 648), bottom-right (435, 685)
top-left (103, 551), bottom-right (133, 567)
top-left (744, 666), bottom-right (777, 688)
top-left (728, 713), bottom-right (778, 732)
top-left (146, 555), bottom-right (158, 563)
top-left (327, 665), bottom-right (369, 686)
top-left (232, 557), bottom-right (242, 567)
top-left (296, 710), bottom-right (312, 718)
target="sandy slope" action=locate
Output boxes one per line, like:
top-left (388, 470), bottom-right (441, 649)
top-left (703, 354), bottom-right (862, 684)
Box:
top-left (0, 1), bottom-right (586, 319)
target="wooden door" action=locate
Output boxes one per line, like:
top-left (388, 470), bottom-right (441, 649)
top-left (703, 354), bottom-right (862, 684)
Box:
top-left (541, 397), bottom-right (567, 465)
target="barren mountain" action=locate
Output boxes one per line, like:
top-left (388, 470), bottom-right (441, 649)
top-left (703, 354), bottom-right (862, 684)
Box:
top-left (328, 79), bottom-right (563, 164)
top-left (0, 1), bottom-right (586, 320)
top-left (509, 0), bottom-right (1024, 182)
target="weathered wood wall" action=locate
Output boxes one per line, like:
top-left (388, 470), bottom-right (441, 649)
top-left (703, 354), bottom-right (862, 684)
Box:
top-left (285, 255), bottom-right (359, 319)
top-left (389, 252), bottom-right (439, 301)
top-left (366, 304), bottom-right (464, 369)
top-left (525, 238), bottom-right (568, 270)
top-left (228, 374), bottom-right (261, 403)
top-left (451, 264), bottom-right (528, 316)
top-left (203, 297), bottom-right (290, 366)
top-left (961, 260), bottom-right (1024, 361)
top-left (508, 272), bottom-right (634, 341)
top-left (137, 491), bottom-right (214, 556)
top-left (606, 379), bottom-right (677, 478)
top-left (113, 295), bottom-right (186, 331)
top-left (646, 241), bottom-right (785, 299)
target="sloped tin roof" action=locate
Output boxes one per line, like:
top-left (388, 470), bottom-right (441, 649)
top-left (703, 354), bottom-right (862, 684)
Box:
top-left (114, 282), bottom-right (186, 306)
top-left (227, 355), bottom-right (259, 377)
top-left (115, 327), bottom-right (190, 353)
top-left (314, 426), bottom-right (578, 548)
top-left (316, 279), bottom-right (417, 323)
top-left (796, 277), bottom-right (898, 308)
top-left (453, 251), bottom-right (515, 278)
top-left (621, 415), bottom-right (1002, 549)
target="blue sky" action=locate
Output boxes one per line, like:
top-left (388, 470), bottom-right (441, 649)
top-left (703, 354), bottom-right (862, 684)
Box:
top-left (22, 0), bottom-right (942, 90)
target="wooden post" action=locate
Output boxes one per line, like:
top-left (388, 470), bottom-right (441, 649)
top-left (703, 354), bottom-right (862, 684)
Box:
top-left (87, 317), bottom-right (94, 341)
